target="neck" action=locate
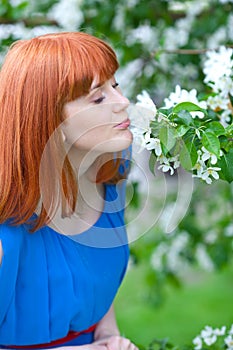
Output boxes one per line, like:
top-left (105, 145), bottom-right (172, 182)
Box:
top-left (67, 146), bottom-right (113, 183)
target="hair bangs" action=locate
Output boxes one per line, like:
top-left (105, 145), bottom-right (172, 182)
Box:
top-left (62, 33), bottom-right (119, 101)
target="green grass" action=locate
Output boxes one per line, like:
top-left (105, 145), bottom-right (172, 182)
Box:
top-left (115, 263), bottom-right (233, 348)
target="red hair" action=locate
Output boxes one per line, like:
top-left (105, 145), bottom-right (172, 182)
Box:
top-left (0, 32), bottom-right (128, 231)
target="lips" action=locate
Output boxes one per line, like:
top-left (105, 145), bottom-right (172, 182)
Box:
top-left (114, 118), bottom-right (131, 129)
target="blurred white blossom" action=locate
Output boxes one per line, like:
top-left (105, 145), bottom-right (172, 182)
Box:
top-left (225, 223), bottom-right (233, 237)
top-left (151, 231), bottom-right (190, 274)
top-left (48, 0), bottom-right (84, 30)
top-left (214, 326), bottom-right (226, 336)
top-left (9, 0), bottom-right (24, 6)
top-left (112, 4), bottom-right (125, 31)
top-left (126, 24), bottom-right (158, 50)
top-left (117, 59), bottom-right (143, 97)
top-left (193, 324), bottom-right (233, 350)
top-left (193, 336), bottom-right (202, 350)
top-left (225, 335), bottom-right (233, 350)
top-left (207, 27), bottom-right (227, 49)
top-left (195, 244), bottom-right (214, 271)
top-left (204, 230), bottom-right (217, 244)
top-left (227, 13), bottom-right (233, 41)
top-left (0, 23), bottom-right (30, 40)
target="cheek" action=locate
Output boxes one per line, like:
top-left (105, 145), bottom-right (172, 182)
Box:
top-left (76, 127), bottom-right (133, 152)
top-left (63, 107), bottom-right (113, 145)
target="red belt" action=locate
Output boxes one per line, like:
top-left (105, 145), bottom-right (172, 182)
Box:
top-left (6, 323), bottom-right (97, 349)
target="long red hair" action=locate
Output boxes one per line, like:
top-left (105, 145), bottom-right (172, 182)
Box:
top-left (0, 32), bottom-right (129, 231)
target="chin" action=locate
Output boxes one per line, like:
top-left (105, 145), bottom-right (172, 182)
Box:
top-left (111, 135), bottom-right (133, 152)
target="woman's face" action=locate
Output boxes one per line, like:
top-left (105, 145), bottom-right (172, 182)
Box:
top-left (62, 76), bottom-right (132, 155)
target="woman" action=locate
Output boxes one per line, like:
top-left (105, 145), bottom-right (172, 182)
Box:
top-left (0, 32), bottom-right (137, 350)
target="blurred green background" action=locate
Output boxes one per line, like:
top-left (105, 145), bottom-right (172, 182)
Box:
top-left (115, 258), bottom-right (233, 347)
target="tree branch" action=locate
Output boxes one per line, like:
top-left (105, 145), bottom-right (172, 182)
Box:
top-left (151, 46), bottom-right (233, 56)
top-left (0, 16), bottom-right (58, 26)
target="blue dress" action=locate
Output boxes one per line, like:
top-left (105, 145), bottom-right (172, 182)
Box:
top-left (0, 178), bottom-right (129, 348)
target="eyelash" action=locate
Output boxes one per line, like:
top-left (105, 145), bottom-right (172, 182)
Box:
top-left (112, 82), bottom-right (119, 88)
top-left (93, 82), bottom-right (120, 104)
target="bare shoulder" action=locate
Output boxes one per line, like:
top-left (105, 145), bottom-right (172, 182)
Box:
top-left (0, 240), bottom-right (3, 264)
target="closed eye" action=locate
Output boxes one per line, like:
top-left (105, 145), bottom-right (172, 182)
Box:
top-left (93, 96), bottom-right (105, 104)
top-left (112, 82), bottom-right (119, 88)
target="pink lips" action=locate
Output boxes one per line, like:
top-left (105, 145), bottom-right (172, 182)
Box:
top-left (114, 119), bottom-right (131, 129)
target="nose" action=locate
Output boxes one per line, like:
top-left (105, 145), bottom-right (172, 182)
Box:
top-left (112, 90), bottom-right (130, 113)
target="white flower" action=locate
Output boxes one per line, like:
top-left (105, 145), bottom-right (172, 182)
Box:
top-left (216, 76), bottom-right (233, 97)
top-left (128, 92), bottom-right (156, 142)
top-left (207, 94), bottom-right (230, 110)
top-left (158, 163), bottom-right (175, 175)
top-left (128, 107), bottom-right (155, 136)
top-left (157, 155), bottom-right (175, 175)
top-left (192, 150), bottom-right (207, 177)
top-left (201, 325), bottom-right (214, 338)
top-left (225, 335), bottom-right (233, 350)
top-left (163, 85), bottom-right (207, 118)
top-left (204, 334), bottom-right (217, 346)
top-left (170, 155), bottom-right (180, 169)
top-left (201, 166), bottom-right (221, 184)
top-left (201, 146), bottom-right (218, 164)
top-left (220, 109), bottom-right (232, 126)
top-left (136, 90), bottom-right (157, 115)
top-left (131, 131), bottom-right (147, 150)
top-left (214, 326), bottom-right (226, 336)
top-left (229, 325), bottom-right (233, 335)
top-left (203, 46), bottom-right (233, 86)
top-left (144, 131), bottom-right (162, 155)
top-left (193, 336), bottom-right (202, 350)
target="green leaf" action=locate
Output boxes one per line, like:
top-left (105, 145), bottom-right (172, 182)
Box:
top-left (158, 107), bottom-right (173, 117)
top-left (159, 125), bottom-right (176, 154)
top-left (176, 125), bottom-right (190, 137)
top-left (171, 110), bottom-right (194, 126)
top-left (202, 131), bottom-right (220, 156)
top-left (173, 101), bottom-right (207, 117)
top-left (216, 149), bottom-right (233, 183)
top-left (179, 139), bottom-right (198, 171)
top-left (205, 121), bottom-right (226, 136)
top-left (149, 151), bottom-right (157, 175)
